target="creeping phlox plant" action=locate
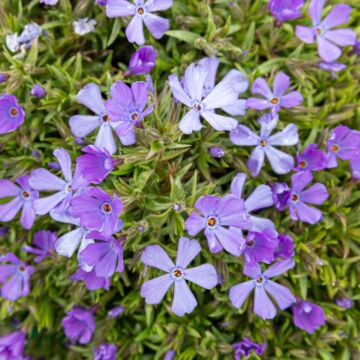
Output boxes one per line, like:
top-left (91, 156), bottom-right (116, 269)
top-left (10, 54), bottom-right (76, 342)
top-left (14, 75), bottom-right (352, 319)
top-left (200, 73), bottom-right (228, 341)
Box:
top-left (0, 0), bottom-right (359, 359)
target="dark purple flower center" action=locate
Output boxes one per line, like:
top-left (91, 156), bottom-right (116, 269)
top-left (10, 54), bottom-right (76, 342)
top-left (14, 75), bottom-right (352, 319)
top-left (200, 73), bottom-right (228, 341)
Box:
top-left (291, 193), bottom-right (299, 202)
top-left (22, 191), bottom-right (30, 199)
top-left (172, 268), bottom-right (183, 278)
top-left (102, 114), bottom-right (110, 123)
top-left (298, 160), bottom-right (307, 169)
top-left (256, 277), bottom-right (264, 284)
top-left (137, 6), bottom-right (145, 15)
top-left (102, 202), bottom-right (112, 214)
top-left (207, 216), bottom-right (217, 227)
top-left (193, 103), bottom-right (202, 112)
top-left (130, 112), bottom-right (139, 121)
top-left (246, 239), bottom-right (255, 247)
top-left (9, 107), bottom-right (18, 117)
top-left (331, 144), bottom-right (339, 153)
top-left (260, 139), bottom-right (267, 147)
top-left (18, 265), bottom-right (26, 272)
top-left (271, 97), bottom-right (279, 105)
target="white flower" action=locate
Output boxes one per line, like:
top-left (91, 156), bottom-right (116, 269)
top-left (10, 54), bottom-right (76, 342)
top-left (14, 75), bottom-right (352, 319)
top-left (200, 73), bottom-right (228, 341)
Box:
top-left (73, 18), bottom-right (97, 36)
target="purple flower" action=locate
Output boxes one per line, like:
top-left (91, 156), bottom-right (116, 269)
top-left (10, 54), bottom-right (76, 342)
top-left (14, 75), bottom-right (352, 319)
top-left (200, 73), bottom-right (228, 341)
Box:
top-left (69, 83), bottom-right (123, 155)
top-left (0, 93), bottom-right (25, 134)
top-left (0, 227), bottom-right (9, 237)
top-left (241, 228), bottom-right (279, 267)
top-left (22, 230), bottom-right (57, 263)
top-left (230, 115), bottom-right (298, 176)
top-left (75, 145), bottom-right (115, 185)
top-left (61, 306), bottom-right (95, 344)
top-left (295, 143), bottom-right (327, 172)
top-left (292, 300), bottom-right (326, 334)
top-left (287, 171), bottom-right (328, 224)
top-left (209, 146), bottom-right (225, 158)
top-left (73, 18), bottom-right (97, 36)
top-left (40, 0), bottom-right (58, 5)
top-left (229, 259), bottom-right (296, 320)
top-left (0, 176), bottom-right (38, 230)
top-left (104, 81), bottom-right (153, 146)
top-left (230, 172), bottom-right (275, 231)
top-left (141, 237), bottom-right (218, 316)
top-left (0, 331), bottom-right (27, 359)
top-left (296, 0), bottom-right (356, 62)
top-left (164, 350), bottom-right (175, 360)
top-left (168, 61), bottom-right (248, 134)
top-left (126, 46), bottom-right (157, 76)
top-left (233, 337), bottom-right (266, 360)
top-left (107, 305), bottom-right (125, 318)
top-left (30, 84), bottom-right (45, 98)
top-left (106, 0), bottom-right (173, 45)
top-left (335, 297), bottom-right (353, 309)
top-left (246, 72), bottom-right (303, 113)
top-left (318, 61), bottom-right (346, 76)
top-left (350, 156), bottom-right (360, 181)
top-left (271, 182), bottom-right (291, 211)
top-left (326, 125), bottom-right (360, 168)
top-left (274, 234), bottom-right (294, 259)
top-left (269, 0), bottom-right (304, 23)
top-left (0, 73), bottom-right (9, 84)
top-left (0, 253), bottom-right (35, 301)
top-left (352, 40), bottom-right (360, 55)
top-left (70, 187), bottom-right (123, 235)
top-left (96, 0), bottom-right (107, 5)
top-left (93, 344), bottom-right (117, 360)
top-left (185, 195), bottom-right (251, 256)
top-left (29, 148), bottom-right (87, 216)
top-left (79, 231), bottom-right (124, 278)
top-left (71, 267), bottom-right (110, 291)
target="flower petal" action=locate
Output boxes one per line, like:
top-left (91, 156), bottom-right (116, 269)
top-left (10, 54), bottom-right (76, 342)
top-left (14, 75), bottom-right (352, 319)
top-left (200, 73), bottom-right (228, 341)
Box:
top-left (95, 124), bottom-right (117, 155)
top-left (194, 195), bottom-right (219, 215)
top-left (213, 226), bottom-right (242, 256)
top-left (247, 147), bottom-right (265, 177)
top-left (290, 201), bottom-right (323, 224)
top-left (301, 183), bottom-right (328, 205)
top-left (175, 237), bottom-right (201, 269)
top-left (291, 171), bottom-right (313, 193)
top-left (33, 191), bottom-right (67, 215)
top-left (183, 63), bottom-right (208, 102)
top-left (20, 201), bottom-right (36, 230)
top-left (230, 125), bottom-right (259, 146)
top-left (29, 169), bottom-right (66, 191)
top-left (265, 146), bottom-right (294, 174)
top-left (254, 286), bottom-right (277, 320)
top-left (263, 259), bottom-right (295, 278)
top-left (69, 115), bottom-right (100, 137)
top-left (179, 109), bottom-right (203, 134)
top-left (323, 29), bottom-right (356, 47)
top-left (295, 25), bottom-right (315, 44)
top-left (229, 280), bottom-right (254, 309)
top-left (141, 274), bottom-right (173, 304)
top-left (279, 91), bottom-right (303, 108)
top-left (317, 36), bottom-right (342, 62)
top-left (268, 124), bottom-right (299, 146)
top-left (141, 244), bottom-right (175, 272)
top-left (185, 212), bottom-right (206, 236)
top-left (201, 111), bottom-right (238, 132)
top-left (309, 0), bottom-right (326, 26)
top-left (106, 0), bottom-right (136, 17)
top-left (246, 185), bottom-right (274, 212)
top-left (321, 4), bottom-right (352, 29)
top-left (55, 228), bottom-right (84, 257)
top-left (0, 196), bottom-right (22, 222)
top-left (184, 264), bottom-right (218, 289)
top-left (246, 97), bottom-right (271, 110)
top-left (172, 279), bottom-right (197, 316)
top-left (265, 280), bottom-right (296, 310)
top-left (77, 83), bottom-right (105, 115)
top-left (222, 99), bottom-right (246, 116)
top-left (230, 173), bottom-right (246, 198)
top-left (252, 77), bottom-right (273, 98)
top-left (126, 15), bottom-right (145, 45)
top-left (204, 228), bottom-right (223, 253)
top-left (273, 72), bottom-right (290, 97)
top-left (0, 180), bottom-right (19, 198)
top-left (54, 148), bottom-right (72, 183)
top-left (145, 0), bottom-right (173, 11)
top-left (143, 13), bottom-right (169, 39)
top-left (168, 74), bottom-right (192, 107)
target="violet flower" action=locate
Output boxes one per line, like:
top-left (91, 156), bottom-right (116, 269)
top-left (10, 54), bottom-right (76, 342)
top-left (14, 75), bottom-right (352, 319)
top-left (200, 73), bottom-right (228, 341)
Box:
top-left (0, 73), bottom-right (9, 84)
top-left (271, 182), bottom-right (290, 211)
top-left (233, 337), bottom-right (266, 360)
top-left (40, 0), bottom-right (58, 5)
top-left (73, 18), bottom-right (97, 36)
top-left (295, 143), bottom-right (327, 172)
top-left (350, 156), bottom-right (360, 181)
top-left (93, 344), bottom-right (117, 360)
top-left (69, 83), bottom-right (123, 155)
top-left (230, 172), bottom-right (275, 231)
top-left (30, 84), bottom-right (45, 98)
top-left (335, 297), bottom-right (353, 309)
top-left (106, 0), bottom-right (173, 45)
top-left (246, 72), bottom-right (303, 113)
top-left (70, 266), bottom-right (110, 291)
top-left (0, 253), bottom-right (35, 301)
top-left (0, 331), bottom-right (27, 359)
top-left (22, 230), bottom-right (57, 263)
top-left (168, 62), bottom-right (248, 134)
top-left (75, 145), bottom-right (115, 185)
top-left (269, 0), bottom-right (304, 23)
top-left (185, 195), bottom-right (251, 256)
top-left (209, 146), bottom-right (225, 158)
top-left (0, 93), bottom-right (25, 134)
top-left (287, 171), bottom-right (329, 224)
top-left (140, 237), bottom-right (218, 316)
top-left (126, 46), bottom-right (157, 76)
top-left (29, 148), bottom-right (87, 216)
top-left (61, 306), bottom-right (95, 344)
top-left (0, 176), bottom-right (38, 230)
top-left (96, 0), bottom-right (107, 6)
top-left (274, 234), bottom-right (295, 259)
top-left (79, 231), bottom-right (124, 278)
top-left (326, 125), bottom-right (360, 168)
top-left (292, 300), bottom-right (326, 334)
top-left (105, 80), bottom-right (153, 145)
top-left (296, 0), bottom-right (356, 62)
top-left (70, 187), bottom-right (123, 235)
top-left (230, 115), bottom-right (299, 176)
top-left (318, 61), bottom-right (346, 77)
top-left (107, 306), bottom-right (125, 318)
top-left (6, 23), bottom-right (42, 52)
top-left (229, 259), bottom-right (296, 320)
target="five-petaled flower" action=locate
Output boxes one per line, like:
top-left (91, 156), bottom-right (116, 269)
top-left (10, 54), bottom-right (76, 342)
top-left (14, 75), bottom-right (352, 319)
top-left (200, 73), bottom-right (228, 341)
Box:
top-left (0, 93), bottom-right (25, 134)
top-left (292, 299), bottom-right (326, 334)
top-left (22, 230), bottom-right (57, 263)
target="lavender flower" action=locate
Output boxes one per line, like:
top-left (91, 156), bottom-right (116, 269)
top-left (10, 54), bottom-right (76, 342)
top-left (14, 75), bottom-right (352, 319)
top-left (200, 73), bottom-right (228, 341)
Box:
top-left (326, 125), bottom-right (360, 168)
top-left (233, 337), bottom-right (266, 360)
top-left (209, 146), bottom-right (225, 158)
top-left (352, 40), bottom-right (360, 55)
top-left (246, 72), bottom-right (303, 113)
top-left (73, 18), bottom-right (97, 36)
top-left (0, 331), bottom-right (27, 359)
top-left (140, 237), bottom-right (218, 316)
top-left (0, 227), bottom-right (9, 237)
top-left (6, 23), bottom-right (42, 52)
top-left (29, 148), bottom-right (87, 216)
top-left (296, 0), bottom-right (356, 62)
top-left (164, 350), bottom-right (175, 360)
top-left (274, 234), bottom-right (295, 259)
top-left (70, 267), bottom-right (110, 291)
top-left (318, 61), bottom-right (346, 76)
top-left (107, 306), bottom-right (125, 318)
top-left (79, 231), bottom-right (124, 278)
top-left (350, 156), bottom-right (360, 181)
top-left (70, 187), bottom-right (123, 235)
top-left (0, 93), bottom-right (25, 134)
top-left (230, 172), bottom-right (275, 231)
top-left (292, 300), bottom-right (326, 334)
top-left (0, 73), bottom-right (9, 84)
top-left (271, 182), bottom-right (290, 211)
top-left (75, 145), bottom-right (115, 184)
top-left (230, 115), bottom-right (298, 176)
top-left (70, 83), bottom-right (124, 154)
top-left (96, 0), bottom-right (107, 6)
top-left (269, 0), bottom-right (304, 23)
top-left (0, 253), bottom-right (35, 301)
top-left (30, 84), bottom-right (45, 98)
top-left (168, 62), bottom-right (248, 134)
top-left (0, 176), bottom-right (38, 230)
top-left (105, 81), bottom-right (153, 145)
top-left (295, 143), bottom-right (327, 172)
top-left (106, 0), bottom-right (173, 45)
top-left (185, 195), bottom-right (251, 256)
top-left (229, 259), bottom-right (296, 320)
top-left (22, 230), bottom-right (57, 263)
top-left (40, 0), bottom-right (59, 5)
top-left (335, 297), bottom-right (353, 309)
top-left (93, 344), bottom-right (117, 360)
top-left (61, 306), bottom-right (95, 344)
top-left (126, 46), bottom-right (157, 76)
